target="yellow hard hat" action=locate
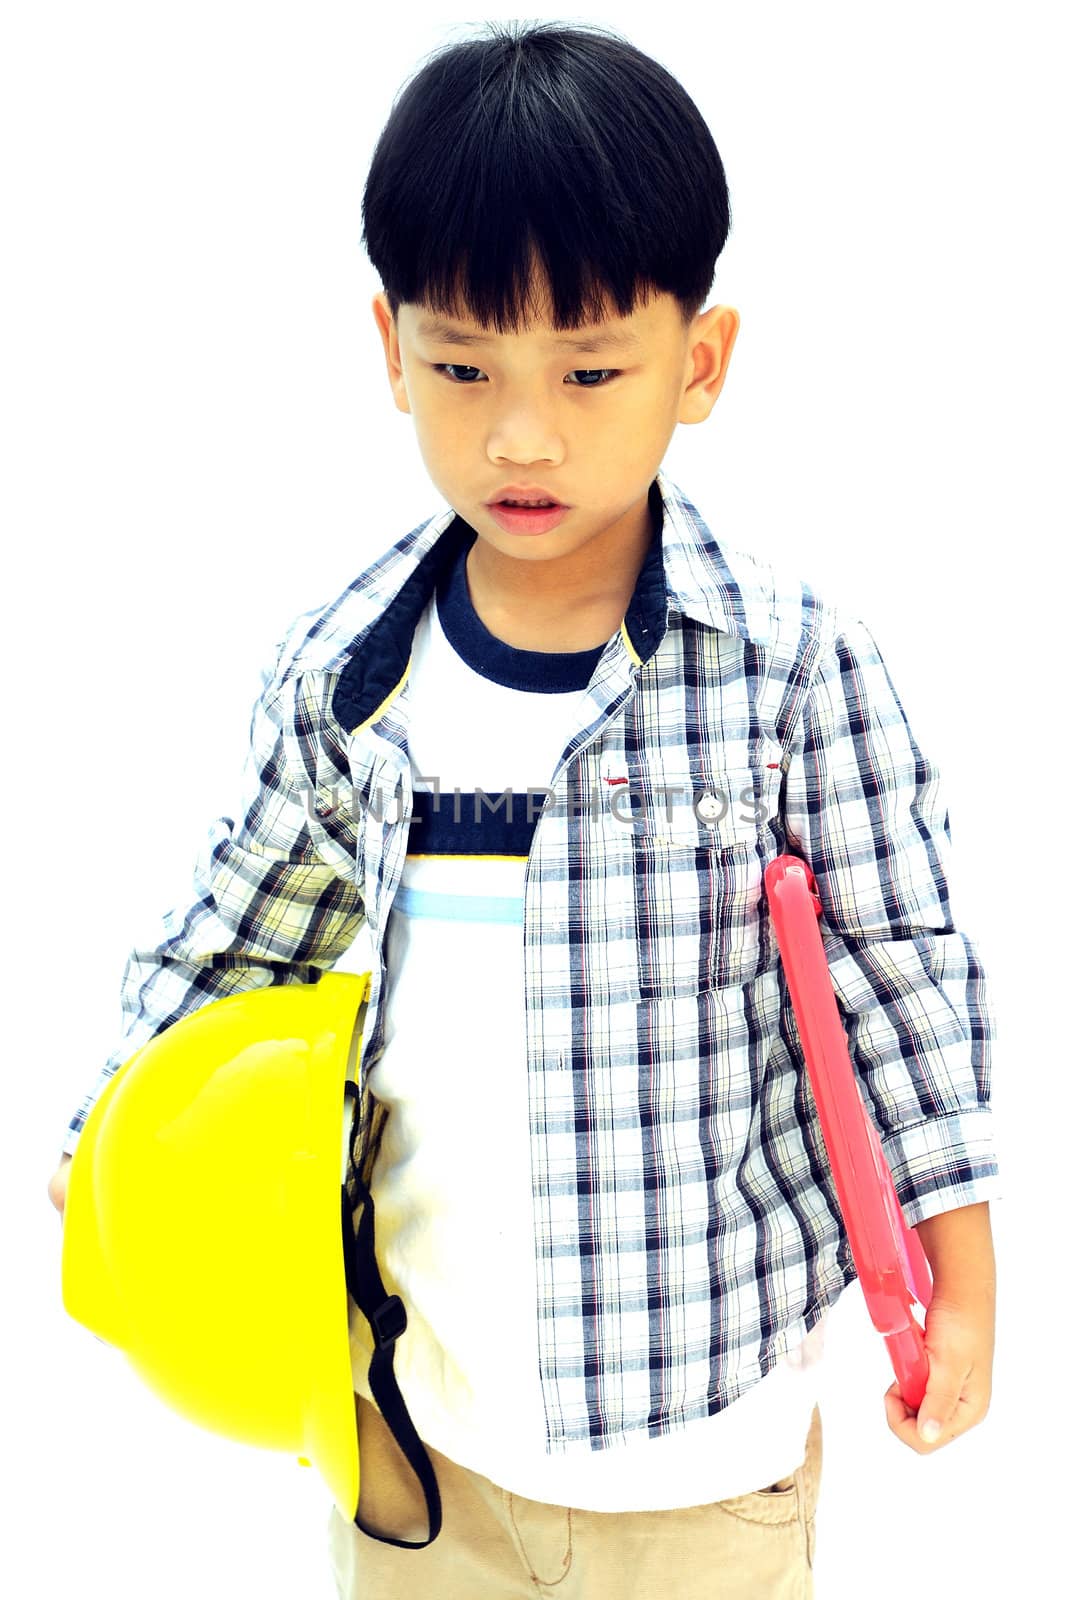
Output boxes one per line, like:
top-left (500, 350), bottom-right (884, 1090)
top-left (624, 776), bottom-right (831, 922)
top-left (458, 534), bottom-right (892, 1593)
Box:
top-left (60, 971), bottom-right (440, 1545)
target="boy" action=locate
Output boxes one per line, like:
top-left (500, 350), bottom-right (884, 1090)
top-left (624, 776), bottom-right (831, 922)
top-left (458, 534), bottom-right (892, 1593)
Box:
top-left (51, 21), bottom-right (1000, 1598)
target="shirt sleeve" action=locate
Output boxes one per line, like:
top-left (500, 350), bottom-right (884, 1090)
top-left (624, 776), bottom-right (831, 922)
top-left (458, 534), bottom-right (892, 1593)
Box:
top-left (61, 652), bottom-right (366, 1159)
top-left (780, 610), bottom-right (1002, 1229)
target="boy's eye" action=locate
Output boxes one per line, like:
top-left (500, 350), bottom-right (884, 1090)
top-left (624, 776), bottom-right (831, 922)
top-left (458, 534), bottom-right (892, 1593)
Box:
top-left (431, 363), bottom-right (620, 388)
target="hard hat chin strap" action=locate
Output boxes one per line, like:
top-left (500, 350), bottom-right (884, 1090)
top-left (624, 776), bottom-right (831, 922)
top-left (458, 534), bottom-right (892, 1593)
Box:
top-left (340, 1172), bottom-right (444, 1547)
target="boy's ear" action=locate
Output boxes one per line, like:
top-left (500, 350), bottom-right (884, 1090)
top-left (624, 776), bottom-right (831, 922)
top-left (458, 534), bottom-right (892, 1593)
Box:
top-left (678, 304), bottom-right (741, 425)
top-left (371, 291), bottom-right (411, 415)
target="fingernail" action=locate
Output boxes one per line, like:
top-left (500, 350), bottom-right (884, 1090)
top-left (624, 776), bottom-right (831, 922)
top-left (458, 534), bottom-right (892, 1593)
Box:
top-left (921, 1420), bottom-right (942, 1443)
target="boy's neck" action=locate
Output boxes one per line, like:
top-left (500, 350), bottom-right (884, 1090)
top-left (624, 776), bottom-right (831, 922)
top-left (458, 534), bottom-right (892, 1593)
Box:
top-left (463, 497), bottom-right (654, 654)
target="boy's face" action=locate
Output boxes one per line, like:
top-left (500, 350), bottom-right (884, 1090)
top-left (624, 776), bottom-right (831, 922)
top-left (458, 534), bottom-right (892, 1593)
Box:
top-left (371, 260), bottom-right (739, 586)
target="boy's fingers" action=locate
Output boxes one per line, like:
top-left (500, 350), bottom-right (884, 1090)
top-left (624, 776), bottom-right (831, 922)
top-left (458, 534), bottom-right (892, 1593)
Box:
top-left (884, 1382), bottom-right (932, 1451)
top-left (884, 1375), bottom-right (961, 1453)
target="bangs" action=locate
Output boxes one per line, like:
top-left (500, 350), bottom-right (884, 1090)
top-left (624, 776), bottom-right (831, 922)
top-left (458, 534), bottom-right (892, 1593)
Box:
top-left (362, 22), bottom-right (730, 336)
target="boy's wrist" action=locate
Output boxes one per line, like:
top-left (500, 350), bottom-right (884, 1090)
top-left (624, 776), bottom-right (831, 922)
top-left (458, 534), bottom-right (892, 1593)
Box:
top-left (914, 1200), bottom-right (996, 1301)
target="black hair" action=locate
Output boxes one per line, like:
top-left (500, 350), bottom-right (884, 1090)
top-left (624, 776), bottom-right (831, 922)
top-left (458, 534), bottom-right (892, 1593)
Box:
top-left (360, 20), bottom-right (731, 336)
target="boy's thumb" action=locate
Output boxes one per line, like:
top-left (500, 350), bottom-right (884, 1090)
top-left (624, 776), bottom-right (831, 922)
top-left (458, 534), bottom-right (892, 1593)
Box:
top-left (916, 1353), bottom-right (962, 1443)
top-left (47, 1154), bottom-right (73, 1217)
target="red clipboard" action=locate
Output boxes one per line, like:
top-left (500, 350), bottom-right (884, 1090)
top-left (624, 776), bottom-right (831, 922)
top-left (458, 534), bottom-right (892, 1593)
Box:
top-left (764, 854), bottom-right (932, 1411)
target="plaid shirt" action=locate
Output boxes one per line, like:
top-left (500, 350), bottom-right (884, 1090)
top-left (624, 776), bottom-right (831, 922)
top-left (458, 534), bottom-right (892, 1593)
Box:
top-left (65, 468), bottom-right (1001, 1450)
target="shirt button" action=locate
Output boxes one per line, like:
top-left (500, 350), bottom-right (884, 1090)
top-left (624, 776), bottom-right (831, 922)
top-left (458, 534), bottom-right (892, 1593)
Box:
top-left (695, 791), bottom-right (726, 823)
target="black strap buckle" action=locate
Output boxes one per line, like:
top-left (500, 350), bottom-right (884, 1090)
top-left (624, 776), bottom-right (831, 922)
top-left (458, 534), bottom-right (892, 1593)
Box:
top-left (369, 1293), bottom-right (407, 1350)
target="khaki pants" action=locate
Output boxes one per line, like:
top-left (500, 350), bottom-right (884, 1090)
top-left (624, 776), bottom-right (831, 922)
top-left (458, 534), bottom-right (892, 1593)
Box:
top-left (327, 1393), bottom-right (822, 1598)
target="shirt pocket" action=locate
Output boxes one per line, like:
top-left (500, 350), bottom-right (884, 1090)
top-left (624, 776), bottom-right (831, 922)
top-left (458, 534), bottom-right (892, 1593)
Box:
top-left (624, 756), bottom-right (782, 1000)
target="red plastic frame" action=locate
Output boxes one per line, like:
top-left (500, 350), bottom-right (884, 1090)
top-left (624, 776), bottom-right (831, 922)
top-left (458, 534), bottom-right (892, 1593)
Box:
top-left (763, 854), bottom-right (932, 1412)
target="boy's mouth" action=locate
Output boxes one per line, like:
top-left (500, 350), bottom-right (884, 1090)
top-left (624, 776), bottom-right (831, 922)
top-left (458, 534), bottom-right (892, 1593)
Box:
top-left (487, 485), bottom-right (568, 509)
top-left (493, 497), bottom-right (559, 507)
top-left (486, 500), bottom-right (571, 535)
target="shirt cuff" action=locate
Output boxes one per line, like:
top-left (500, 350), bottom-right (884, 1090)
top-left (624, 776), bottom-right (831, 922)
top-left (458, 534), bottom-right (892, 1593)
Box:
top-left (880, 1103), bottom-right (1003, 1228)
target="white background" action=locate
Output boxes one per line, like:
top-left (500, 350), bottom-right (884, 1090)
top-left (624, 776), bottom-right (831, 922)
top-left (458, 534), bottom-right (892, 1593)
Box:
top-left (4, 3), bottom-right (1063, 1595)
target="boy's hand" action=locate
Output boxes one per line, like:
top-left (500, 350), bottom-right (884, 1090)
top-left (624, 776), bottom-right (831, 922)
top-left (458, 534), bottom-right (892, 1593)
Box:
top-left (47, 1154), bottom-right (73, 1219)
top-left (883, 1287), bottom-right (995, 1453)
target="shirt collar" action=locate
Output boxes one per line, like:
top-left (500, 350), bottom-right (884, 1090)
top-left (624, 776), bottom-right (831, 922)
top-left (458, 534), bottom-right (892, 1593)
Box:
top-left (326, 468), bottom-right (761, 733)
top-left (654, 469), bottom-right (756, 642)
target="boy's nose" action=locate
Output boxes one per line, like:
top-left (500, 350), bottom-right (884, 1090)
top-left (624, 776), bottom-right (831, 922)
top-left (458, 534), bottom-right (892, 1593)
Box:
top-left (487, 407), bottom-right (565, 460)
